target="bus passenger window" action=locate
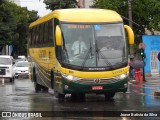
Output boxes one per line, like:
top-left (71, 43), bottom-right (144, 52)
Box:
top-left (44, 23), bottom-right (48, 44)
top-left (48, 21), bottom-right (53, 43)
top-left (29, 29), bottom-right (33, 46)
top-left (34, 27), bottom-right (39, 46)
top-left (39, 24), bottom-right (44, 44)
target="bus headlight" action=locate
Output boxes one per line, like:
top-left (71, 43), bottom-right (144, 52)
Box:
top-left (120, 74), bottom-right (127, 79)
top-left (117, 72), bottom-right (129, 80)
top-left (62, 73), bottom-right (81, 81)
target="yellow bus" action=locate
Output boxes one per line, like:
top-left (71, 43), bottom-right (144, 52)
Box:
top-left (28, 8), bottom-right (134, 100)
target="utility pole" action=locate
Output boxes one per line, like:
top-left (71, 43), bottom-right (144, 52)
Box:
top-left (128, 0), bottom-right (132, 28)
top-left (128, 0), bottom-right (134, 55)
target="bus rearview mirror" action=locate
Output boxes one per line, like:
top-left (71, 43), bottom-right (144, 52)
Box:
top-left (55, 26), bottom-right (62, 46)
top-left (124, 25), bottom-right (134, 45)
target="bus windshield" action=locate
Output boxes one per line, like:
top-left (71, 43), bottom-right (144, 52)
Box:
top-left (61, 23), bottom-right (127, 68)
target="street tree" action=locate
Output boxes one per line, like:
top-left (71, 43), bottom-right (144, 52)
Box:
top-left (43, 0), bottom-right (78, 11)
top-left (0, 1), bottom-right (39, 56)
top-left (92, 0), bottom-right (160, 42)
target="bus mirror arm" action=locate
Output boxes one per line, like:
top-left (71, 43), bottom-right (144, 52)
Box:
top-left (55, 25), bottom-right (62, 46)
top-left (124, 25), bottom-right (134, 45)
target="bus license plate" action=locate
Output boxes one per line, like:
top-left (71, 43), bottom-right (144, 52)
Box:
top-left (92, 86), bottom-right (103, 90)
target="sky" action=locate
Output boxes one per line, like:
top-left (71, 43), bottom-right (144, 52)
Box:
top-left (20, 0), bottom-right (51, 17)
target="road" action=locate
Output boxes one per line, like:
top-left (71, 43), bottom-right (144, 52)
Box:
top-left (0, 77), bottom-right (160, 120)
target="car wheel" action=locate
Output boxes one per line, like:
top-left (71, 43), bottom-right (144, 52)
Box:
top-left (10, 77), bottom-right (14, 83)
top-left (42, 86), bottom-right (49, 93)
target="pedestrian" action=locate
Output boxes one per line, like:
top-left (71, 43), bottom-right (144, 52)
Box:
top-left (128, 57), bottom-right (136, 80)
top-left (135, 68), bottom-right (143, 83)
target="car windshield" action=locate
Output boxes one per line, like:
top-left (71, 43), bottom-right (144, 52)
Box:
top-left (0, 58), bottom-right (11, 65)
top-left (14, 58), bottom-right (26, 63)
top-left (61, 23), bottom-right (127, 68)
top-left (16, 62), bottom-right (28, 67)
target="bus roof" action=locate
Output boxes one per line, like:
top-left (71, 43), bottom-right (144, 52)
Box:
top-left (29, 8), bottom-right (123, 28)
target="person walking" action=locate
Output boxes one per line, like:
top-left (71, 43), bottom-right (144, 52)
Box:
top-left (129, 57), bottom-right (136, 80)
top-left (135, 68), bottom-right (143, 83)
top-left (130, 57), bottom-right (144, 83)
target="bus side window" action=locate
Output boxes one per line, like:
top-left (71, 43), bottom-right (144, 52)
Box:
top-left (33, 27), bottom-right (36, 46)
top-left (48, 21), bottom-right (53, 43)
top-left (31, 28), bottom-right (33, 46)
top-left (44, 22), bottom-right (48, 44)
top-left (29, 29), bottom-right (33, 46)
top-left (39, 24), bottom-right (44, 44)
top-left (35, 26), bottom-right (39, 46)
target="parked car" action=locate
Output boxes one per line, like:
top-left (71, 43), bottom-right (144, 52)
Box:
top-left (0, 55), bottom-right (14, 82)
top-left (13, 56), bottom-right (27, 64)
top-left (13, 58), bottom-right (27, 64)
top-left (17, 55), bottom-right (27, 60)
top-left (13, 61), bottom-right (29, 79)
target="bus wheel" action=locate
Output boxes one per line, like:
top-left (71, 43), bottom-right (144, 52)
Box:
top-left (104, 92), bottom-right (115, 101)
top-left (34, 82), bottom-right (41, 92)
top-left (42, 86), bottom-right (49, 93)
top-left (54, 90), bottom-right (65, 99)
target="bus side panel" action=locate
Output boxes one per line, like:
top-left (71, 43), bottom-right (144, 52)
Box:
top-left (29, 47), bottom-right (56, 89)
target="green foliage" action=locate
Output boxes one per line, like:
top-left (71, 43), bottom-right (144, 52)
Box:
top-left (0, 1), bottom-right (39, 56)
top-left (92, 0), bottom-right (160, 39)
top-left (43, 0), bottom-right (78, 11)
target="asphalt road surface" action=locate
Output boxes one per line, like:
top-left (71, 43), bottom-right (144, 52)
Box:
top-left (0, 76), bottom-right (160, 120)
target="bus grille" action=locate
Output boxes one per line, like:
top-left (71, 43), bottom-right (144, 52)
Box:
top-left (76, 78), bottom-right (122, 84)
top-left (0, 69), bottom-right (5, 75)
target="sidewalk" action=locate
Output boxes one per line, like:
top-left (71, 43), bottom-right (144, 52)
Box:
top-left (129, 75), bottom-right (160, 96)
top-left (130, 75), bottom-right (160, 83)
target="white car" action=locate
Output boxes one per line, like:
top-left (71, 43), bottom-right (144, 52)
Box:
top-left (13, 61), bottom-right (29, 79)
top-left (17, 55), bottom-right (27, 61)
top-left (0, 55), bottom-right (14, 82)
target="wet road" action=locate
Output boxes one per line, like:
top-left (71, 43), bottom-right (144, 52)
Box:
top-left (0, 77), bottom-right (160, 120)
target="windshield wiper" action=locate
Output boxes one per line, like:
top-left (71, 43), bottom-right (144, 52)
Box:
top-left (80, 46), bottom-right (93, 69)
top-left (96, 49), bottom-right (113, 69)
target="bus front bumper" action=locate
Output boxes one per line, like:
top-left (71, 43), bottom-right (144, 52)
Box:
top-left (62, 77), bottom-right (129, 94)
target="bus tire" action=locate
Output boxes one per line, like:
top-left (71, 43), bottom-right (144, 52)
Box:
top-left (51, 70), bottom-right (54, 89)
top-left (42, 86), bottom-right (49, 93)
top-left (54, 90), bottom-right (65, 99)
top-left (33, 67), bottom-right (41, 92)
top-left (104, 92), bottom-right (115, 100)
top-left (34, 82), bottom-right (41, 92)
